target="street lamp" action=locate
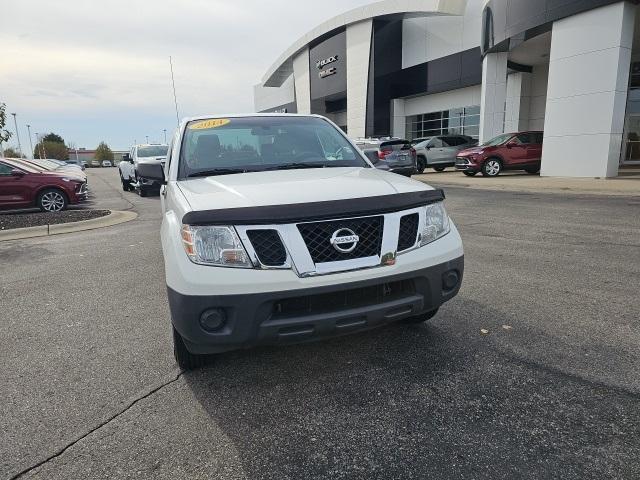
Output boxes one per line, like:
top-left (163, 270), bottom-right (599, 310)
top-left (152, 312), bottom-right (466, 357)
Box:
top-left (163, 129), bottom-right (167, 143)
top-left (10, 113), bottom-right (23, 157)
top-left (145, 135), bottom-right (149, 144)
top-left (26, 124), bottom-right (34, 159)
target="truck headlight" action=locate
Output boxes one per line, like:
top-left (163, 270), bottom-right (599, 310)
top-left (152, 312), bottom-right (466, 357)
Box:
top-left (420, 202), bottom-right (451, 246)
top-left (181, 225), bottom-right (252, 268)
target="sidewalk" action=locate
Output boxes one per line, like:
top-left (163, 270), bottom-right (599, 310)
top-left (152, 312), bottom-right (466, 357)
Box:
top-left (414, 167), bottom-right (640, 197)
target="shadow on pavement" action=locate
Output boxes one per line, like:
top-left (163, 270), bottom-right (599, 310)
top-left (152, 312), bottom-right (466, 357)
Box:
top-left (183, 305), bottom-right (640, 479)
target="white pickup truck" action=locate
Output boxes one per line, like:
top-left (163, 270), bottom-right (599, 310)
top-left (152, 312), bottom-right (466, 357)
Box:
top-left (119, 144), bottom-right (169, 196)
top-left (138, 114), bottom-right (464, 369)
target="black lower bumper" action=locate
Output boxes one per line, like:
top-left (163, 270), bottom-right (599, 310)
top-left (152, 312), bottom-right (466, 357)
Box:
top-left (169, 256), bottom-right (464, 354)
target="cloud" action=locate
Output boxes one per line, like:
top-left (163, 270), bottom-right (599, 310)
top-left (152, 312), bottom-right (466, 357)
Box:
top-left (0, 0), bottom-right (373, 149)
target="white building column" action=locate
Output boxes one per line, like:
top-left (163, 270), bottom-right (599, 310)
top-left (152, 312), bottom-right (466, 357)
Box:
top-left (293, 48), bottom-right (311, 114)
top-left (479, 52), bottom-right (508, 142)
top-left (391, 99), bottom-right (406, 138)
top-left (541, 1), bottom-right (636, 177)
top-left (504, 72), bottom-right (531, 133)
top-left (346, 19), bottom-right (373, 138)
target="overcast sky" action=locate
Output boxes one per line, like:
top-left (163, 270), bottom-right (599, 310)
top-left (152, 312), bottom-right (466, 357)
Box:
top-left (1, 0), bottom-right (373, 152)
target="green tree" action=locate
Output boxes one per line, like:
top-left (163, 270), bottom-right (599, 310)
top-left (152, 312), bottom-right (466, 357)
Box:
top-left (3, 147), bottom-right (25, 158)
top-left (34, 141), bottom-right (69, 160)
top-left (95, 142), bottom-right (114, 162)
top-left (42, 132), bottom-right (65, 144)
top-left (0, 103), bottom-right (13, 155)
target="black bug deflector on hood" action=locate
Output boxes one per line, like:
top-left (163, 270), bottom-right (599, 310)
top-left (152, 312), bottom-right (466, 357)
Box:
top-left (182, 189), bottom-right (446, 226)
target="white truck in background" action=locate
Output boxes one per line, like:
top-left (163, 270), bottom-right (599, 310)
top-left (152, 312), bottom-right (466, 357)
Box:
top-left (119, 144), bottom-right (169, 196)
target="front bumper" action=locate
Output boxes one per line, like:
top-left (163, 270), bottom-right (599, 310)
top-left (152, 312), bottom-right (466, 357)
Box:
top-left (70, 182), bottom-right (89, 204)
top-left (455, 157), bottom-right (478, 171)
top-left (169, 256), bottom-right (464, 354)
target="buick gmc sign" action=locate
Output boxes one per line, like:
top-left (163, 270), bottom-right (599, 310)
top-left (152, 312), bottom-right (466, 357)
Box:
top-left (316, 55), bottom-right (339, 69)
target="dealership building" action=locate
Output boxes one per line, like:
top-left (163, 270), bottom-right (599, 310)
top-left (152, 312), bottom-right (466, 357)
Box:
top-left (254, 0), bottom-right (640, 177)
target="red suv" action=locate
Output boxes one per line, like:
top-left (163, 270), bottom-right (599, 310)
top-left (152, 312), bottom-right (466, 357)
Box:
top-left (0, 158), bottom-right (88, 212)
top-left (455, 131), bottom-right (543, 177)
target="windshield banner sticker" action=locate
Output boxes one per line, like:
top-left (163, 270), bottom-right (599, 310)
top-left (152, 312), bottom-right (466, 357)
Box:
top-left (189, 119), bottom-right (231, 130)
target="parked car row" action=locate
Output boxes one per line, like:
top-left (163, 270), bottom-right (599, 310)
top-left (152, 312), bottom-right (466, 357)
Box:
top-left (0, 157), bottom-right (88, 212)
top-left (353, 130), bottom-right (544, 178)
top-left (89, 160), bottom-right (114, 168)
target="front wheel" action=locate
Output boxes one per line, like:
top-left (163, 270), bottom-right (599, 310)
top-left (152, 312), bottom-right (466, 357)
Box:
top-left (525, 167), bottom-right (540, 175)
top-left (38, 188), bottom-right (68, 212)
top-left (173, 327), bottom-right (208, 370)
top-left (434, 166), bottom-right (446, 172)
top-left (416, 156), bottom-right (426, 174)
top-left (482, 158), bottom-right (502, 177)
top-left (402, 309), bottom-right (439, 324)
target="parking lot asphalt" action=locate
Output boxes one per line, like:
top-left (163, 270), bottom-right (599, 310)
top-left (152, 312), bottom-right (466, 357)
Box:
top-left (1, 169), bottom-right (639, 480)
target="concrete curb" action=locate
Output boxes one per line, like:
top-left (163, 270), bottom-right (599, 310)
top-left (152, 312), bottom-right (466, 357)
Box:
top-left (415, 176), bottom-right (640, 197)
top-left (0, 210), bottom-right (138, 242)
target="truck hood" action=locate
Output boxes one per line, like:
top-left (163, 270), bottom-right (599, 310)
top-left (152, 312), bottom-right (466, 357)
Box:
top-left (177, 167), bottom-right (432, 212)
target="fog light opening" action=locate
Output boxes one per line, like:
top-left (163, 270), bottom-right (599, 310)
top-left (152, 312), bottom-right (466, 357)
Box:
top-left (442, 270), bottom-right (460, 292)
top-left (199, 308), bottom-right (227, 332)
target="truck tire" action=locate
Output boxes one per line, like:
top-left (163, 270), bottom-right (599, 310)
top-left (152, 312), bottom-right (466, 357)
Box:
top-left (402, 308), bottom-right (439, 324)
top-left (173, 327), bottom-right (208, 370)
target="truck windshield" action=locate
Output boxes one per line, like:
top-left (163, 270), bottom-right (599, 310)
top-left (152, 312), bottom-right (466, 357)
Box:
top-left (179, 116), bottom-right (368, 179)
top-left (138, 146), bottom-right (169, 158)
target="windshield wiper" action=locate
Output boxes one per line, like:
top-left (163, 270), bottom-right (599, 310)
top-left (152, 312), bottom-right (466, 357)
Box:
top-left (188, 168), bottom-right (248, 178)
top-left (265, 162), bottom-right (330, 171)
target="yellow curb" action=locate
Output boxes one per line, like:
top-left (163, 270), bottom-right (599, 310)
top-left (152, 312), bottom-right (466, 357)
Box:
top-left (0, 210), bottom-right (138, 242)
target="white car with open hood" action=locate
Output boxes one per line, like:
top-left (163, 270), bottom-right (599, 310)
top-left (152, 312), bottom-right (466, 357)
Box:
top-left (137, 114), bottom-right (464, 369)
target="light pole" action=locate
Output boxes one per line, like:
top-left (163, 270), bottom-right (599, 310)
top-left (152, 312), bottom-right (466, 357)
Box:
top-left (26, 124), bottom-right (34, 159)
top-left (145, 135), bottom-right (149, 144)
top-left (11, 113), bottom-right (23, 157)
top-left (163, 129), bottom-right (167, 143)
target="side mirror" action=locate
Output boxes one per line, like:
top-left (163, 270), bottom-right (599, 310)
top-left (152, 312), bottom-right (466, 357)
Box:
top-left (11, 169), bottom-right (25, 177)
top-left (122, 153), bottom-right (131, 162)
top-left (137, 162), bottom-right (166, 185)
top-left (506, 142), bottom-right (514, 149)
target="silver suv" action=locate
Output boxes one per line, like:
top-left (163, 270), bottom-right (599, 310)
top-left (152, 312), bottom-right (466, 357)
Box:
top-left (354, 138), bottom-right (417, 177)
top-left (414, 135), bottom-right (477, 173)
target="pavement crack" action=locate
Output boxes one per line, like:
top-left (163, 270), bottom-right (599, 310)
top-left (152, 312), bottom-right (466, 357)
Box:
top-left (9, 371), bottom-right (184, 480)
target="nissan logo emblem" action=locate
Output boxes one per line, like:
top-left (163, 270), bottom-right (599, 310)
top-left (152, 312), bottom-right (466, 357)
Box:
top-left (330, 228), bottom-right (359, 254)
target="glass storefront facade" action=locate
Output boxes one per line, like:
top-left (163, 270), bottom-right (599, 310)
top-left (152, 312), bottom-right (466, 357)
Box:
top-left (623, 62), bottom-right (640, 165)
top-left (405, 106), bottom-right (480, 141)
